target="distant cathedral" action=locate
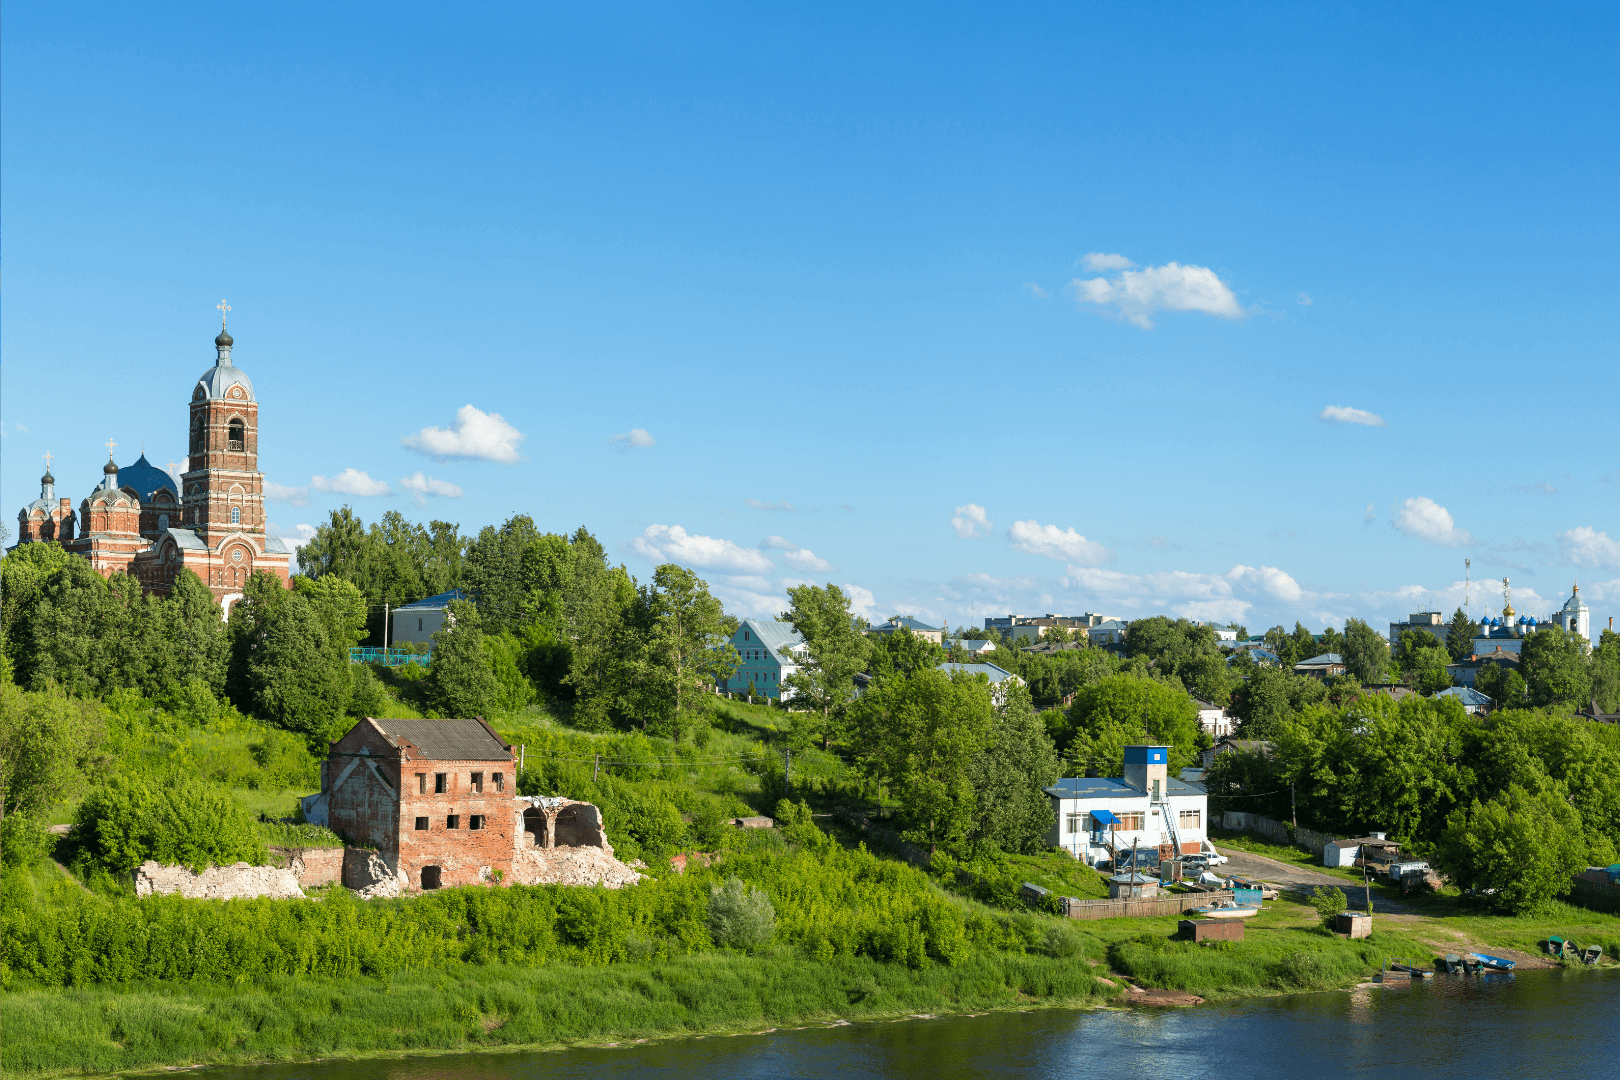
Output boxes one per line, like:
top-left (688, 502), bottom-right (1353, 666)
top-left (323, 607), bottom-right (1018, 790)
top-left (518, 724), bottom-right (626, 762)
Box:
top-left (13, 308), bottom-right (293, 614)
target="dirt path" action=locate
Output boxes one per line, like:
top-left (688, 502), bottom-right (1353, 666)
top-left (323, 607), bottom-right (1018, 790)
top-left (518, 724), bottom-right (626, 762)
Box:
top-left (1212, 846), bottom-right (1416, 913)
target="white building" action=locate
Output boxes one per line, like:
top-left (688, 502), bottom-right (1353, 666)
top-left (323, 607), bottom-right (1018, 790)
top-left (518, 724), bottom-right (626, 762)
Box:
top-left (1194, 700), bottom-right (1233, 738)
top-left (722, 618), bottom-right (806, 699)
top-left (1088, 619), bottom-right (1129, 645)
top-left (955, 638), bottom-right (998, 657)
top-left (937, 661), bottom-right (1025, 705)
top-left (390, 589), bottom-right (466, 646)
top-left (1045, 745), bottom-right (1208, 867)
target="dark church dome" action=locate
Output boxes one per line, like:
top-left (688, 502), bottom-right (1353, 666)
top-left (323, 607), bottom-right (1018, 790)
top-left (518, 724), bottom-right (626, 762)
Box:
top-left (117, 454), bottom-right (179, 501)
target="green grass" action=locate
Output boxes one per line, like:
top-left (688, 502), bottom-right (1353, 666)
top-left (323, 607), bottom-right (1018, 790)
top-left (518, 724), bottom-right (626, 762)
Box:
top-left (0, 948), bottom-right (1119, 1078)
top-left (999, 851), bottom-right (1112, 900)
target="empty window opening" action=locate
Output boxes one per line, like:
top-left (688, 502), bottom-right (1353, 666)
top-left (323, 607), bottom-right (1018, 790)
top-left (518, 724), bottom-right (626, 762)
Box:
top-left (418, 618), bottom-right (424, 632)
top-left (417, 773), bottom-right (427, 794)
top-left (446, 815), bottom-right (460, 830)
top-left (227, 420), bottom-right (245, 450)
top-left (469, 815), bottom-right (485, 831)
top-left (470, 772), bottom-right (483, 793)
top-left (434, 773), bottom-right (447, 794)
top-left (421, 866), bottom-right (442, 890)
top-left (493, 772), bottom-right (504, 792)
top-left (523, 807), bottom-right (545, 846)
top-left (414, 817), bottom-right (429, 831)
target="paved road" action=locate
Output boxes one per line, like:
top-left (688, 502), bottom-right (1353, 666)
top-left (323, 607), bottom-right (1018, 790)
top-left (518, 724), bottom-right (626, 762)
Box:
top-left (1212, 845), bottom-right (1413, 913)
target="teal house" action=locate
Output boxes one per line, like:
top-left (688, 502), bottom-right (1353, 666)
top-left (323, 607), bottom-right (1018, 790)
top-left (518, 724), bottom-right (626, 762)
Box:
top-left (722, 618), bottom-right (806, 698)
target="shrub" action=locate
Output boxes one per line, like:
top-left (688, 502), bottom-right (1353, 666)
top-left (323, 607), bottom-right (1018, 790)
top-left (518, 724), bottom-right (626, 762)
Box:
top-left (1, 814), bottom-right (52, 868)
top-left (706, 876), bottom-right (776, 952)
top-left (1309, 885), bottom-right (1347, 922)
top-left (1274, 948), bottom-right (1332, 990)
top-left (72, 773), bottom-right (266, 873)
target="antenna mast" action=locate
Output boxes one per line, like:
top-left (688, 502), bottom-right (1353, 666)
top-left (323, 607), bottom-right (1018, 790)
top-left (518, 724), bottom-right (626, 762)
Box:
top-left (1465, 558), bottom-right (1471, 619)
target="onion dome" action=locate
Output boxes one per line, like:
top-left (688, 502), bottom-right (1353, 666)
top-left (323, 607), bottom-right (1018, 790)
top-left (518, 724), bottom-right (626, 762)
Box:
top-left (215, 328), bottom-right (233, 348)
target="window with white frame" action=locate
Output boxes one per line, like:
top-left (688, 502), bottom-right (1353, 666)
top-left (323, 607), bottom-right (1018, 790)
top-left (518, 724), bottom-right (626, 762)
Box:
top-left (1179, 809), bottom-right (1201, 829)
top-left (1065, 812), bottom-right (1085, 834)
top-left (1117, 811), bottom-right (1145, 831)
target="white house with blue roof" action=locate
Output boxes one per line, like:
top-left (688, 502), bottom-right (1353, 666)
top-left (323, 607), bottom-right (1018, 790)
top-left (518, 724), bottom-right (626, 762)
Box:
top-left (390, 589), bottom-right (467, 646)
top-left (936, 662), bottom-right (1025, 705)
top-left (1045, 746), bottom-right (1209, 867)
top-left (722, 618), bottom-right (807, 698)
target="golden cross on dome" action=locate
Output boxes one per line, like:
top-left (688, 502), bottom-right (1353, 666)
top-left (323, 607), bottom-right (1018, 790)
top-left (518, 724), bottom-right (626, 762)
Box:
top-left (105, 439), bottom-right (117, 459)
top-left (217, 299), bottom-right (231, 329)
top-left (43, 451), bottom-right (53, 471)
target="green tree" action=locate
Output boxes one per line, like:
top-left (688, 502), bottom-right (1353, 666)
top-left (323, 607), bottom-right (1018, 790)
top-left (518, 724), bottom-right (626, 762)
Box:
top-left (463, 514), bottom-right (543, 633)
top-left (1229, 665), bottom-right (1326, 738)
top-left (626, 565), bottom-right (737, 742)
top-left (161, 569), bottom-right (229, 695)
top-left (228, 572), bottom-right (352, 745)
top-left (866, 626), bottom-right (946, 682)
top-left (851, 667), bottom-right (995, 854)
top-left (0, 684), bottom-right (106, 866)
top-left (781, 583), bottom-right (872, 749)
top-left (1396, 631), bottom-right (1454, 694)
top-left (1054, 673), bottom-right (1206, 773)
top-left (1437, 782), bottom-right (1588, 912)
top-left (1592, 628), bottom-right (1620, 713)
top-left (73, 771), bottom-right (266, 874)
top-left (966, 682), bottom-right (1060, 855)
top-left (1340, 618), bottom-right (1390, 684)
top-left (1520, 626), bottom-right (1593, 709)
top-left (1475, 663), bottom-right (1527, 709)
top-left (1445, 607), bottom-right (1477, 662)
top-left (425, 599), bottom-right (503, 718)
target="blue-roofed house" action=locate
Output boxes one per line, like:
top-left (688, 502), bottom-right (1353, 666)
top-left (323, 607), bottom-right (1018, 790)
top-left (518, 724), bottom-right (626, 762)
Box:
top-left (1293, 652), bottom-right (1346, 678)
top-left (721, 618), bottom-right (807, 699)
top-left (390, 589), bottom-right (468, 646)
top-left (1434, 686), bottom-right (1492, 715)
top-left (937, 661), bottom-right (1025, 706)
top-left (1045, 746), bottom-right (1209, 867)
top-left (870, 616), bottom-right (945, 644)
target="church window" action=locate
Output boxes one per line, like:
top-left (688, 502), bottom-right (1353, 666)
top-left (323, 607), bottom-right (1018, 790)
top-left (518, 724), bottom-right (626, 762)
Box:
top-left (231, 507), bottom-right (241, 524)
top-left (228, 420), bottom-right (245, 450)
top-left (158, 514), bottom-right (169, 531)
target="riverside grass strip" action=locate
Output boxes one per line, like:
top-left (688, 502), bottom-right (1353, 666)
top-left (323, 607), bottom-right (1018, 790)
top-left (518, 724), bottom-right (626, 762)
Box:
top-left (0, 950), bottom-right (1117, 1078)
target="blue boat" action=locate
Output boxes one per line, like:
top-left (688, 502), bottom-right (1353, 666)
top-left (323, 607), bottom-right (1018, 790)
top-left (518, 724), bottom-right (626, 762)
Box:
top-left (1468, 952), bottom-right (1516, 971)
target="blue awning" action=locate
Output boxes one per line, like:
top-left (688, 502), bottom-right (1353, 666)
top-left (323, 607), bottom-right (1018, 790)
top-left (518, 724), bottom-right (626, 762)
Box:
top-left (1091, 810), bottom-right (1122, 825)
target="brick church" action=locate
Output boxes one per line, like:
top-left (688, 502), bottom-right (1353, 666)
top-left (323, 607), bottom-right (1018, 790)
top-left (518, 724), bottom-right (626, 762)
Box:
top-left (13, 314), bottom-right (293, 613)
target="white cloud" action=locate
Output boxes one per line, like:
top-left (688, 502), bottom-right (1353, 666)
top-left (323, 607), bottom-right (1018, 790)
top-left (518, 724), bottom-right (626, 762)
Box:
top-left (760, 535), bottom-right (835, 574)
top-left (746, 498), bottom-right (795, 511)
top-left (1363, 503), bottom-right (1376, 525)
top-left (1022, 282), bottom-right (1050, 299)
top-left (1320, 405), bottom-right (1387, 427)
top-left (630, 524), bottom-right (774, 574)
top-left (1226, 564), bottom-right (1305, 603)
top-left (1069, 261), bottom-right (1243, 329)
top-left (14, 423), bottom-right (29, 434)
top-left (268, 522), bottom-right (317, 551)
top-left (264, 480), bottom-right (310, 506)
top-left (951, 503), bottom-right (993, 539)
top-left (1061, 563), bottom-right (1300, 624)
top-left (612, 428), bottom-right (655, 449)
top-left (1297, 292), bottom-right (1313, 306)
top-left (1007, 519), bottom-right (1114, 567)
top-left (843, 584), bottom-right (879, 621)
top-left (399, 472), bottom-right (464, 506)
top-left (402, 405), bottom-right (524, 464)
top-left (1390, 497), bottom-right (1472, 547)
top-left (310, 468), bottom-right (392, 497)
top-left (1081, 253), bottom-right (1136, 272)
top-left (1556, 526), bottom-right (1620, 569)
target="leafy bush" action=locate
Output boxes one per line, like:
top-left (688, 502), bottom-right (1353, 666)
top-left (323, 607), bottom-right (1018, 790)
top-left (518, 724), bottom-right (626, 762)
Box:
top-left (707, 876), bottom-right (776, 952)
top-left (1310, 885), bottom-right (1347, 922)
top-left (72, 773), bottom-right (266, 874)
top-left (1274, 948), bottom-right (1332, 990)
top-left (1, 814), bottom-right (52, 869)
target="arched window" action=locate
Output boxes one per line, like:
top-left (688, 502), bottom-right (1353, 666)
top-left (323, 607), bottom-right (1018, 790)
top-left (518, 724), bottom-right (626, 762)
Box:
top-left (228, 420), bottom-right (245, 450)
top-left (231, 507), bottom-right (241, 524)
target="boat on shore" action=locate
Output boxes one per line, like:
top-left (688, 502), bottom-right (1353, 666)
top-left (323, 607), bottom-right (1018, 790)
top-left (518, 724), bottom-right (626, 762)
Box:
top-left (1438, 953), bottom-right (1464, 973)
top-left (1390, 963), bottom-right (1430, 979)
top-left (1469, 952), bottom-right (1516, 971)
top-left (1187, 902), bottom-right (1260, 919)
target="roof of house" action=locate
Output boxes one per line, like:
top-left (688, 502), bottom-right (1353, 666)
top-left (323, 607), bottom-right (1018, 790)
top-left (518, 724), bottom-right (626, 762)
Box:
top-left (1092, 619), bottom-right (1129, 631)
top-left (397, 589), bottom-right (467, 611)
top-left (365, 718), bottom-right (511, 760)
top-left (1296, 653), bottom-right (1344, 667)
top-left (1043, 776), bottom-right (1205, 800)
top-left (939, 662), bottom-right (1020, 684)
top-left (1021, 641), bottom-right (1087, 654)
top-left (958, 638), bottom-right (998, 652)
top-left (1435, 686), bottom-right (1492, 706)
top-left (1194, 699), bottom-right (1222, 710)
top-left (738, 618), bottom-right (806, 659)
top-left (875, 616), bottom-right (942, 633)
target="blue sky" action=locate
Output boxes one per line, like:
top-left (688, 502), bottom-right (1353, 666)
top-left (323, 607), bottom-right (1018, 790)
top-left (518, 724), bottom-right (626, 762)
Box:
top-left (4, 3), bottom-right (1617, 634)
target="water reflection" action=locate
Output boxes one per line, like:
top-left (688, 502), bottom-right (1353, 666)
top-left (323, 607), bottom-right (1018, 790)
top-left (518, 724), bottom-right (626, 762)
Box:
top-left (204, 968), bottom-right (1617, 1080)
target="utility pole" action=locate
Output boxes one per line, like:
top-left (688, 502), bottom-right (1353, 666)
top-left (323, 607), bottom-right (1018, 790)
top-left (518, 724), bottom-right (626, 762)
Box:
top-left (1362, 858), bottom-right (1373, 915)
top-left (519, 744), bottom-right (525, 774)
top-left (784, 749), bottom-right (792, 798)
top-left (384, 602), bottom-right (390, 651)
top-left (593, 753), bottom-right (600, 783)
top-left (1291, 781), bottom-right (1297, 828)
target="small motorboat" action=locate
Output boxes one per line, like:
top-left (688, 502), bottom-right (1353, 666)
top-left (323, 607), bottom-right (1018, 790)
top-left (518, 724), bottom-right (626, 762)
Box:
top-left (1459, 955), bottom-right (1479, 974)
top-left (1545, 935), bottom-right (1567, 956)
top-left (1390, 963), bottom-right (1430, 980)
top-left (1188, 901), bottom-right (1260, 919)
top-left (1440, 953), bottom-right (1464, 973)
top-left (1581, 945), bottom-right (1603, 966)
top-left (1469, 952), bottom-right (1516, 971)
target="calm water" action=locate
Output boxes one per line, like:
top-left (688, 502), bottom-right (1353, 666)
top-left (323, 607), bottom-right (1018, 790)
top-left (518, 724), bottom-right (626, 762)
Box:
top-left (204, 969), bottom-right (1618, 1080)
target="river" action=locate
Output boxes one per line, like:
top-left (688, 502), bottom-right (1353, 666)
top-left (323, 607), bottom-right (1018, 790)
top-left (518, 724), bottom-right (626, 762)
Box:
top-left (201, 968), bottom-right (1617, 1080)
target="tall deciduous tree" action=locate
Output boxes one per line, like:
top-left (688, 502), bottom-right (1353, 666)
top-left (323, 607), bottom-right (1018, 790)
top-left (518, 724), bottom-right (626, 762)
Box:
top-left (781, 583), bottom-right (872, 749)
top-left (1592, 628), bottom-right (1620, 713)
top-left (867, 626), bottom-right (945, 682)
top-left (627, 565), bottom-right (736, 742)
top-left (966, 682), bottom-right (1060, 855)
top-left (462, 514), bottom-right (542, 633)
top-left (425, 599), bottom-right (503, 718)
top-left (1340, 618), bottom-right (1390, 684)
top-left (0, 684), bottom-right (106, 866)
top-left (228, 571), bottom-right (352, 745)
top-left (1438, 782), bottom-right (1588, 912)
top-left (1520, 625), bottom-right (1593, 709)
top-left (851, 667), bottom-right (994, 854)
top-left (1053, 673), bottom-right (1207, 773)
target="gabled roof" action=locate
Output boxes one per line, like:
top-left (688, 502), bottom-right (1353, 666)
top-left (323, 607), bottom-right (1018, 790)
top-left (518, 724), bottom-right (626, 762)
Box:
top-left (398, 588), bottom-right (467, 611)
top-left (366, 718), bottom-right (511, 761)
top-left (1296, 653), bottom-right (1344, 666)
top-left (1435, 686), bottom-right (1492, 706)
top-left (1092, 619), bottom-right (1129, 630)
top-left (739, 618), bottom-right (806, 658)
top-left (875, 616), bottom-right (941, 633)
top-left (165, 528), bottom-right (209, 550)
top-left (938, 662), bottom-right (1019, 683)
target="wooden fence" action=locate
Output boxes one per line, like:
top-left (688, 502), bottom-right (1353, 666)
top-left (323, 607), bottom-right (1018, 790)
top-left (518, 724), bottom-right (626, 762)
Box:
top-left (1061, 889), bottom-right (1236, 921)
top-left (1570, 871), bottom-right (1620, 914)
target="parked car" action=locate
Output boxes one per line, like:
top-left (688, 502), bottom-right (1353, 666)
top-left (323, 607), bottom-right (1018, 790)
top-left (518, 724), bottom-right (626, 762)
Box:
top-left (1199, 841), bottom-right (1230, 866)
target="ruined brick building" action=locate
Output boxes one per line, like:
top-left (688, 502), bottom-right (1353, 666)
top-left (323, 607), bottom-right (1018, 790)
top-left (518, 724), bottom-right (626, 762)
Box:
top-left (11, 313), bottom-right (292, 613)
top-left (306, 717), bottom-right (632, 892)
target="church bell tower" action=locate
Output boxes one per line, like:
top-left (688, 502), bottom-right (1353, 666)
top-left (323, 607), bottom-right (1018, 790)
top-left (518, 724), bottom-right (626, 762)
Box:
top-left (181, 305), bottom-right (264, 546)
